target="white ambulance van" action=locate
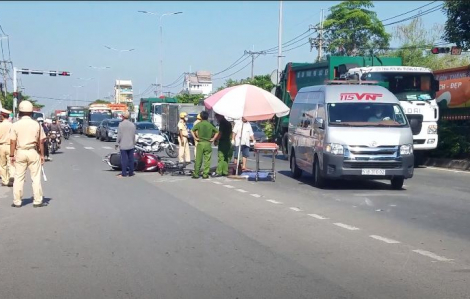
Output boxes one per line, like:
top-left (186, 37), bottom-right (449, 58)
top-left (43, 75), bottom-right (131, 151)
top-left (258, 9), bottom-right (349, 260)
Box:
top-left (288, 83), bottom-right (414, 190)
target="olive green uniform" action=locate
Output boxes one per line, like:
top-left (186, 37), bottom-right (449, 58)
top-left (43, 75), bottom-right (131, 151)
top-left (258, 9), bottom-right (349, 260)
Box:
top-left (216, 118), bottom-right (232, 176)
top-left (192, 120), bottom-right (218, 178)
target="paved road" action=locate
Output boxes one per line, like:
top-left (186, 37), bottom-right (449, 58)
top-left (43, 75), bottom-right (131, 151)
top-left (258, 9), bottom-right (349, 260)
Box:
top-left (1, 135), bottom-right (469, 299)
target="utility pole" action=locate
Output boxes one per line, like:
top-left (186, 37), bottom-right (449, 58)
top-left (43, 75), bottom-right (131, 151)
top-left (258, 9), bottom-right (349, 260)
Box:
top-left (277, 1), bottom-right (283, 84)
top-left (309, 9), bottom-right (326, 62)
top-left (244, 50), bottom-right (267, 79)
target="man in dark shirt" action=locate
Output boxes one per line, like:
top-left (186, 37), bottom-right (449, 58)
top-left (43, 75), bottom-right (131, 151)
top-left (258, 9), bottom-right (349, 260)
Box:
top-left (191, 111), bottom-right (219, 179)
top-left (213, 113), bottom-right (232, 177)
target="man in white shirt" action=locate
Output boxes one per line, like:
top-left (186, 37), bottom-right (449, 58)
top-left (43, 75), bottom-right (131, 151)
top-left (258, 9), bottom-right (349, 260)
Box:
top-left (232, 117), bottom-right (255, 171)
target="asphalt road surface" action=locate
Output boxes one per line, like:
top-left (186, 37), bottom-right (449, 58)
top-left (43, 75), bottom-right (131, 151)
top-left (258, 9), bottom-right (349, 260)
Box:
top-left (1, 135), bottom-right (469, 299)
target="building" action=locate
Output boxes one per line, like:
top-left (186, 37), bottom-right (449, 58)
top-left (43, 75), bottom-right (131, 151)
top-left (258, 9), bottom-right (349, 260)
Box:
top-left (182, 71), bottom-right (212, 96)
top-left (114, 80), bottom-right (133, 104)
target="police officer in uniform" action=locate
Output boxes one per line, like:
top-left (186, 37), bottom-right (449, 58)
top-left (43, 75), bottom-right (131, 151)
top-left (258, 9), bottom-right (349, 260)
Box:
top-left (177, 112), bottom-right (191, 165)
top-left (0, 114), bottom-right (14, 186)
top-left (193, 113), bottom-right (202, 160)
top-left (191, 111), bottom-right (219, 179)
top-left (10, 100), bottom-right (46, 208)
top-left (213, 113), bottom-right (232, 177)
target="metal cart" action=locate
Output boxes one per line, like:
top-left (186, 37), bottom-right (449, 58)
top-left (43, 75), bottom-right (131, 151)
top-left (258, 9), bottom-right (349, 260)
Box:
top-left (253, 143), bottom-right (279, 182)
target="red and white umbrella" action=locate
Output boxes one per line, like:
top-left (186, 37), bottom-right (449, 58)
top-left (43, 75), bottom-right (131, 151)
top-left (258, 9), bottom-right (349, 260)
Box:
top-left (204, 84), bottom-right (289, 121)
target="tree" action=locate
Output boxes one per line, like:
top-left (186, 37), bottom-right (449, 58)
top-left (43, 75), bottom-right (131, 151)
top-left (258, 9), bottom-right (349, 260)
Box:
top-left (89, 99), bottom-right (111, 105)
top-left (175, 94), bottom-right (205, 105)
top-left (322, 0), bottom-right (390, 56)
top-left (1, 92), bottom-right (44, 111)
top-left (443, 0), bottom-right (470, 50)
top-left (216, 74), bottom-right (274, 92)
top-left (386, 17), bottom-right (470, 70)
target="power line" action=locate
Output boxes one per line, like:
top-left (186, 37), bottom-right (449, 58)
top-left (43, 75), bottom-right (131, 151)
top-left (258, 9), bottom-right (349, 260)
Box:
top-left (213, 59), bottom-right (253, 81)
top-left (383, 4), bottom-right (444, 26)
top-left (163, 73), bottom-right (184, 88)
top-left (380, 1), bottom-right (437, 22)
top-left (213, 53), bottom-right (247, 76)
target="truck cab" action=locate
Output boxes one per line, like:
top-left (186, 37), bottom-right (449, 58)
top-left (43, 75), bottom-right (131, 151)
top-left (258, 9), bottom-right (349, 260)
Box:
top-left (288, 83), bottom-right (414, 190)
top-left (345, 66), bottom-right (440, 155)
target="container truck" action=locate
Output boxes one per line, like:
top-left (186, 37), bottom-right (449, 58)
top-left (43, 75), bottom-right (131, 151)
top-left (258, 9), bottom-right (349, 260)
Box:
top-left (137, 97), bottom-right (177, 129)
top-left (160, 103), bottom-right (205, 143)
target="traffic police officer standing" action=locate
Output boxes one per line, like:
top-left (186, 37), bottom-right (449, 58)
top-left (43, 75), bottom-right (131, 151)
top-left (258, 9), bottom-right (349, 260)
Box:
top-left (10, 100), bottom-right (46, 208)
top-left (191, 111), bottom-right (219, 179)
top-left (178, 112), bottom-right (191, 165)
top-left (0, 114), bottom-right (14, 186)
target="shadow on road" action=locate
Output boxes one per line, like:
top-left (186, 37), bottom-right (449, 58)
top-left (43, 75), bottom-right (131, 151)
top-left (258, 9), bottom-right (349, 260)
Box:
top-left (21, 197), bottom-right (53, 207)
top-left (277, 170), bottom-right (403, 191)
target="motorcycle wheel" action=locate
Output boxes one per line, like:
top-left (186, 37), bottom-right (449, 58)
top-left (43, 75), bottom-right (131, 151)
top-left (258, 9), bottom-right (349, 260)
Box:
top-left (51, 143), bottom-right (57, 154)
top-left (165, 145), bottom-right (178, 158)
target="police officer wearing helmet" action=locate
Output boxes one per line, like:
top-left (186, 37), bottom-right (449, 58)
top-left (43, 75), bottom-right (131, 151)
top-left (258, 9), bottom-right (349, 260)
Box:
top-left (0, 113), bottom-right (15, 186)
top-left (193, 113), bottom-right (202, 160)
top-left (177, 112), bottom-right (191, 165)
top-left (10, 100), bottom-right (47, 208)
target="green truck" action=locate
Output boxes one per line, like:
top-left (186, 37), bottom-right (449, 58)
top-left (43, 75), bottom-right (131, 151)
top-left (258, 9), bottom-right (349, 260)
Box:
top-left (274, 55), bottom-right (402, 155)
top-left (137, 97), bottom-right (177, 129)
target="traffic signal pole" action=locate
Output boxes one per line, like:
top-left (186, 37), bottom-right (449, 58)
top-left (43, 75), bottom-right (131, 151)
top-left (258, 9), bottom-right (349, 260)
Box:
top-left (13, 67), bottom-right (17, 116)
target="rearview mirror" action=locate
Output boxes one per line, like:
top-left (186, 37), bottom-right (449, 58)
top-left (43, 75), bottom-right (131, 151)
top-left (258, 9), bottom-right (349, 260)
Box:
top-left (314, 117), bottom-right (325, 129)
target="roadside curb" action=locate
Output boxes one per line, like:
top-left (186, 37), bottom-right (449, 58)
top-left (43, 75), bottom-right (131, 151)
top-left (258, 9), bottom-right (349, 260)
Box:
top-left (423, 158), bottom-right (470, 171)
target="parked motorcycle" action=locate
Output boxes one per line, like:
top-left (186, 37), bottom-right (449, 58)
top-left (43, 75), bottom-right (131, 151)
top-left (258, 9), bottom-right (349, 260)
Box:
top-left (135, 132), bottom-right (178, 158)
top-left (63, 125), bottom-right (71, 140)
top-left (103, 145), bottom-right (166, 174)
top-left (48, 131), bottom-right (60, 154)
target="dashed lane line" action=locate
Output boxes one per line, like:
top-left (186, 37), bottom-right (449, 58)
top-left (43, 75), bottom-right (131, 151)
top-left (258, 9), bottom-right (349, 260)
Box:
top-left (223, 185), bottom-right (235, 189)
top-left (266, 199), bottom-right (282, 204)
top-left (289, 207), bottom-right (302, 212)
top-left (333, 223), bottom-right (360, 231)
top-left (102, 146), bottom-right (112, 149)
top-left (250, 194), bottom-right (261, 198)
top-left (425, 166), bottom-right (470, 174)
top-left (84, 147), bottom-right (94, 150)
top-left (369, 235), bottom-right (401, 244)
top-left (65, 147), bottom-right (75, 150)
top-left (236, 189), bottom-right (248, 193)
top-left (308, 214), bottom-right (329, 220)
top-left (212, 181), bottom-right (222, 185)
top-left (412, 249), bottom-right (454, 262)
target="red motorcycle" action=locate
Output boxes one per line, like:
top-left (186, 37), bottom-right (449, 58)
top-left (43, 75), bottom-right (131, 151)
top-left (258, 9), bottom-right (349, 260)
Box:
top-left (103, 145), bottom-right (166, 174)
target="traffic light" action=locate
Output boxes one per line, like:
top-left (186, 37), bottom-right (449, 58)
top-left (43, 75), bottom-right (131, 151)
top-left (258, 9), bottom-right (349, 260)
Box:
top-left (21, 69), bottom-right (30, 75)
top-left (431, 47), bottom-right (450, 54)
top-left (12, 92), bottom-right (18, 98)
top-left (50, 71), bottom-right (57, 76)
top-left (58, 71), bottom-right (70, 76)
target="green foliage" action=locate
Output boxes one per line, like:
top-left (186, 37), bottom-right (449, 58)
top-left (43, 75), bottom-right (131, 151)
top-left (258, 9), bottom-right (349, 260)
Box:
top-left (175, 94), bottom-right (205, 105)
top-left (430, 120), bottom-right (470, 159)
top-left (90, 99), bottom-right (111, 105)
top-left (386, 18), bottom-right (470, 70)
top-left (322, 0), bottom-right (390, 56)
top-left (216, 74), bottom-right (274, 92)
top-left (1, 92), bottom-right (44, 111)
top-left (443, 0), bottom-right (470, 50)
top-left (263, 120), bottom-right (274, 141)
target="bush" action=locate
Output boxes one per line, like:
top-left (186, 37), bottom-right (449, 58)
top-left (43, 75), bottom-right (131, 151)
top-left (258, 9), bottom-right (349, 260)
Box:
top-left (430, 120), bottom-right (470, 159)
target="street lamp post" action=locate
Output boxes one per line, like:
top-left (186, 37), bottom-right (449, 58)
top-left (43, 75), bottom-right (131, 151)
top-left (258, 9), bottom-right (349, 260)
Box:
top-left (104, 46), bottom-right (135, 103)
top-left (89, 66), bottom-right (111, 100)
top-left (138, 10), bottom-right (183, 97)
top-left (73, 85), bottom-right (84, 106)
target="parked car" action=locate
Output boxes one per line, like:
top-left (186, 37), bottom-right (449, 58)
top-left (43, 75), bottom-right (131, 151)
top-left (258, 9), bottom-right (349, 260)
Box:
top-left (96, 120), bottom-right (105, 140)
top-left (98, 118), bottom-right (121, 142)
top-left (135, 122), bottom-right (161, 136)
top-left (250, 123), bottom-right (268, 150)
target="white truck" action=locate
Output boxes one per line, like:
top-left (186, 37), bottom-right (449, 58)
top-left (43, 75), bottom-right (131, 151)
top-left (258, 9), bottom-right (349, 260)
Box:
top-left (345, 66), bottom-right (440, 164)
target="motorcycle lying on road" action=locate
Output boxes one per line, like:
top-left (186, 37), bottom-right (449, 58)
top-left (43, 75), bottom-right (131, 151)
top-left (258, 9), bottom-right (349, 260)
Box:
top-left (103, 145), bottom-right (166, 174)
top-left (48, 131), bottom-right (61, 154)
top-left (135, 132), bottom-right (178, 158)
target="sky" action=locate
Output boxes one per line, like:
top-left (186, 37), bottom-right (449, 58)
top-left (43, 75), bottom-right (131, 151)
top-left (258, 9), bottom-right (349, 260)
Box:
top-left (0, 1), bottom-right (448, 115)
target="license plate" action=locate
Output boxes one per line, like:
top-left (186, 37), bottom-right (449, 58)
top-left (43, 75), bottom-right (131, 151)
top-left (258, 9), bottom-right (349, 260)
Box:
top-left (361, 169), bottom-right (385, 175)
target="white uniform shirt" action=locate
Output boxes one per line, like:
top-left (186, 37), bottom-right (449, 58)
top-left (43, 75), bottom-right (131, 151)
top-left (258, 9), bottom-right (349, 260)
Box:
top-left (233, 121), bottom-right (254, 146)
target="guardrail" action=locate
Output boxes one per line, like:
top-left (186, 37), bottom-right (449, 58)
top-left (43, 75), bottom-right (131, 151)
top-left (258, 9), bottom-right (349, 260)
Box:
top-left (440, 108), bottom-right (470, 121)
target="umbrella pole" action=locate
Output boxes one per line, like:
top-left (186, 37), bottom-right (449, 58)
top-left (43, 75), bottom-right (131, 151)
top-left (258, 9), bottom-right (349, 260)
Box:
top-left (235, 122), bottom-right (244, 176)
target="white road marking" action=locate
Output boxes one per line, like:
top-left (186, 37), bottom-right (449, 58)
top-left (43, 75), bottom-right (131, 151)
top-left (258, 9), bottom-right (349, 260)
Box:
top-left (354, 193), bottom-right (407, 197)
top-left (389, 204), bottom-right (397, 207)
top-left (369, 235), bottom-right (400, 244)
top-left (212, 181), bottom-right (222, 185)
top-left (250, 194), bottom-right (261, 198)
top-left (289, 207), bottom-right (302, 212)
top-left (425, 166), bottom-right (470, 174)
top-left (66, 147), bottom-right (75, 150)
top-left (235, 189), bottom-right (248, 193)
top-left (102, 146), bottom-right (112, 149)
top-left (266, 199), bottom-right (282, 204)
top-left (333, 223), bottom-right (360, 231)
top-left (412, 249), bottom-right (454, 262)
top-left (84, 147), bottom-right (94, 150)
top-left (223, 185), bottom-right (235, 189)
top-left (308, 213), bottom-right (329, 220)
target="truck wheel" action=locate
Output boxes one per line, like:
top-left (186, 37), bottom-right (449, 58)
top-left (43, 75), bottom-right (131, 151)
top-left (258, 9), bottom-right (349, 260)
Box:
top-left (391, 177), bottom-right (404, 190)
top-left (281, 133), bottom-right (289, 158)
top-left (313, 157), bottom-right (326, 189)
top-left (290, 152), bottom-right (302, 178)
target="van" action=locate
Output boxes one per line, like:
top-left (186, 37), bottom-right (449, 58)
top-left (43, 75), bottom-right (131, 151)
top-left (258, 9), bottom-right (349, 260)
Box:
top-left (288, 83), bottom-right (414, 190)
